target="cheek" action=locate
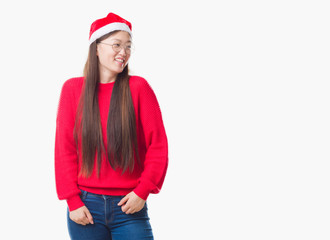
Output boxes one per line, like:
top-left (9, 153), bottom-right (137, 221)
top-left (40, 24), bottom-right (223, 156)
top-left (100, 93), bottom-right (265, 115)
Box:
top-left (99, 52), bottom-right (115, 65)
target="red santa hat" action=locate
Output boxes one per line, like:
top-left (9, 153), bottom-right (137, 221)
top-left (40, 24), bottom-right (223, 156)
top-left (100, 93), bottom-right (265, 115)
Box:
top-left (89, 12), bottom-right (132, 45)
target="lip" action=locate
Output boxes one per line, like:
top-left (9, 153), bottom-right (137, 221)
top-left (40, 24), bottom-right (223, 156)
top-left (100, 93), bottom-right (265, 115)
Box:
top-left (114, 58), bottom-right (125, 67)
top-left (115, 57), bottom-right (125, 61)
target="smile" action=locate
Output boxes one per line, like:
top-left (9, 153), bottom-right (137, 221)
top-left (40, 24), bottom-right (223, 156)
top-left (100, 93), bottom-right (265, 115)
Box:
top-left (115, 58), bottom-right (125, 63)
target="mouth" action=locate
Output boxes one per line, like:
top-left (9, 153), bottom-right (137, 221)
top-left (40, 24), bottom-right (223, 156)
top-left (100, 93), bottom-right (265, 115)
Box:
top-left (115, 58), bottom-right (125, 67)
top-left (115, 58), bottom-right (124, 63)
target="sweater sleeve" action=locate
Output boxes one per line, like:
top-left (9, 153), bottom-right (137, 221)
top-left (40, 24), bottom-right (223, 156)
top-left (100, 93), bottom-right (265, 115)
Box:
top-left (55, 80), bottom-right (84, 211)
top-left (133, 79), bottom-right (169, 200)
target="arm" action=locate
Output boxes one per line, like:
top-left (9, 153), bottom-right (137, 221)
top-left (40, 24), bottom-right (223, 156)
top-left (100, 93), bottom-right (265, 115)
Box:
top-left (133, 79), bottom-right (169, 201)
top-left (54, 80), bottom-right (84, 211)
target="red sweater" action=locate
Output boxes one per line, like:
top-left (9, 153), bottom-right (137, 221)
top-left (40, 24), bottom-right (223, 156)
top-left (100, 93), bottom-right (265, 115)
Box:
top-left (55, 76), bottom-right (168, 211)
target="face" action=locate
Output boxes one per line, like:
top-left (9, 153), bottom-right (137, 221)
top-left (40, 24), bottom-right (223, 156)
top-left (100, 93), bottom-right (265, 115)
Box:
top-left (96, 31), bottom-right (132, 77)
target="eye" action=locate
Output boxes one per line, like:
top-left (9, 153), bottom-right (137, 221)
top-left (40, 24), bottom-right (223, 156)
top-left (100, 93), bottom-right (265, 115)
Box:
top-left (113, 44), bottom-right (121, 47)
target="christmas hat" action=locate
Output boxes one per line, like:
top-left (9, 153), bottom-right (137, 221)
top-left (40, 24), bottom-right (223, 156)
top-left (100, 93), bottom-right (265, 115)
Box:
top-left (89, 12), bottom-right (132, 45)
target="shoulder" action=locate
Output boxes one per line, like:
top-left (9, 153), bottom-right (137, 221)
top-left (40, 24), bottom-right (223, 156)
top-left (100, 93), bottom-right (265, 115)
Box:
top-left (62, 77), bottom-right (84, 90)
top-left (58, 77), bottom-right (84, 104)
top-left (129, 75), bottom-right (154, 92)
top-left (60, 77), bottom-right (84, 98)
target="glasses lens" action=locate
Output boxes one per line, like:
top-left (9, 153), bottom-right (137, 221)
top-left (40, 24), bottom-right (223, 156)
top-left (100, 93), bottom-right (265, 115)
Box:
top-left (127, 44), bottom-right (134, 54)
top-left (112, 44), bottom-right (121, 52)
top-left (110, 43), bottom-right (134, 54)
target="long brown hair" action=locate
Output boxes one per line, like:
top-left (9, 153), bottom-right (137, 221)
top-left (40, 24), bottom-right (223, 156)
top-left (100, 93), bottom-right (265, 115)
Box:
top-left (74, 31), bottom-right (139, 178)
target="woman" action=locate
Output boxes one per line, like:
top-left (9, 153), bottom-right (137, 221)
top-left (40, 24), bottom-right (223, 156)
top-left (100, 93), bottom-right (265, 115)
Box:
top-left (55, 12), bottom-right (168, 240)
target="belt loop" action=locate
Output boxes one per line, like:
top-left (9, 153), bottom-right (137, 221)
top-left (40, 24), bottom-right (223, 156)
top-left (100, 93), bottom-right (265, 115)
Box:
top-left (80, 189), bottom-right (88, 199)
top-left (84, 190), bottom-right (88, 199)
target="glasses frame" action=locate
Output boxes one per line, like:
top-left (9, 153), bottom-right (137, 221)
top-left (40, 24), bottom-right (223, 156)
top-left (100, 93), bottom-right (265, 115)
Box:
top-left (98, 42), bottom-right (134, 54)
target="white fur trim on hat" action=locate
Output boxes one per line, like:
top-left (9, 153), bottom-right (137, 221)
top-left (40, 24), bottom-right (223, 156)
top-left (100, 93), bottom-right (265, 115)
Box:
top-left (89, 22), bottom-right (132, 45)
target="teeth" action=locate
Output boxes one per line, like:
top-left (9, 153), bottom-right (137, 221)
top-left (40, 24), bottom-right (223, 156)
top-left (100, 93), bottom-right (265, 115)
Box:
top-left (115, 59), bottom-right (124, 63)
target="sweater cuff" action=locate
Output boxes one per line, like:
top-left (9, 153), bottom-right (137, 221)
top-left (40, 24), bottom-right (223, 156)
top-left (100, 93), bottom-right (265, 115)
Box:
top-left (133, 184), bottom-right (150, 201)
top-left (66, 194), bottom-right (84, 211)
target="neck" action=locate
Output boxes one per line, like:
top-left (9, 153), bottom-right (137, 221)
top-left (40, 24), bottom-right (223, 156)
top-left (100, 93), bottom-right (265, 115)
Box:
top-left (99, 68), bottom-right (117, 83)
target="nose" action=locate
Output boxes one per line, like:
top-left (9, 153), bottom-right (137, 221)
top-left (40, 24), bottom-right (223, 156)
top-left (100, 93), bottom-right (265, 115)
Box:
top-left (118, 46), bottom-right (127, 56)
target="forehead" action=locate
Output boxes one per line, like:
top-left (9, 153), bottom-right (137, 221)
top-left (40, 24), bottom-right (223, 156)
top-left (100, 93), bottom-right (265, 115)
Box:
top-left (105, 31), bottom-right (131, 42)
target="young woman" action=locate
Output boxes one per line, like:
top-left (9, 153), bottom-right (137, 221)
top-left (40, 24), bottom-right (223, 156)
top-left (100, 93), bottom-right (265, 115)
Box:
top-left (55, 12), bottom-right (168, 240)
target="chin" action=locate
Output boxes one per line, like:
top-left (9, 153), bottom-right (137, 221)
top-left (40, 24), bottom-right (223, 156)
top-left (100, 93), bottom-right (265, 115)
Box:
top-left (110, 68), bottom-right (124, 75)
top-left (116, 69), bottom-right (124, 74)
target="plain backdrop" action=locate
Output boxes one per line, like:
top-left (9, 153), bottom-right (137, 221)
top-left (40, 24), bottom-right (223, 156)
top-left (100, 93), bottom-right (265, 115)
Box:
top-left (0, 0), bottom-right (329, 239)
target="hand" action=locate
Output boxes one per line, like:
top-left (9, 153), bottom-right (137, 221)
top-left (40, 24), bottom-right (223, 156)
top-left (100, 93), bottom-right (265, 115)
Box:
top-left (69, 205), bottom-right (94, 225)
top-left (118, 191), bottom-right (146, 214)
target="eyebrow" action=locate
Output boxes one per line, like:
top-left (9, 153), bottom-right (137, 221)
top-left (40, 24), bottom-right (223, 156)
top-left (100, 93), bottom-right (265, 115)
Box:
top-left (111, 38), bottom-right (132, 43)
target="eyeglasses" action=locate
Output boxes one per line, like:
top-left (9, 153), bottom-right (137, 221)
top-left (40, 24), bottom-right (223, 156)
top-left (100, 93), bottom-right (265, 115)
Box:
top-left (98, 42), bottom-right (134, 54)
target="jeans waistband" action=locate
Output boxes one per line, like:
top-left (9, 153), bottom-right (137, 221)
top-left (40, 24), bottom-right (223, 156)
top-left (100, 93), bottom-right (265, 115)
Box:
top-left (80, 189), bottom-right (125, 199)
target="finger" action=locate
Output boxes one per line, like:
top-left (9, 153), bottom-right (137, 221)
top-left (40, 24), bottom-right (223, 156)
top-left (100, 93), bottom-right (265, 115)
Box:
top-left (125, 207), bottom-right (134, 215)
top-left (80, 216), bottom-right (90, 225)
top-left (118, 195), bottom-right (129, 206)
top-left (84, 209), bottom-right (94, 224)
top-left (77, 219), bottom-right (87, 225)
top-left (71, 217), bottom-right (85, 225)
top-left (121, 204), bottom-right (129, 213)
top-left (129, 209), bottom-right (136, 214)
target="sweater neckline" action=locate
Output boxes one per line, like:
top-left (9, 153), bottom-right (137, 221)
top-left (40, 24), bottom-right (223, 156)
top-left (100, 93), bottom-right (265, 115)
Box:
top-left (98, 81), bottom-right (115, 91)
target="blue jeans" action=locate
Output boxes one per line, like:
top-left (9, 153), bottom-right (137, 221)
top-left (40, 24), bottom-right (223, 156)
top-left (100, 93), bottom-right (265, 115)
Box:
top-left (67, 190), bottom-right (154, 240)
